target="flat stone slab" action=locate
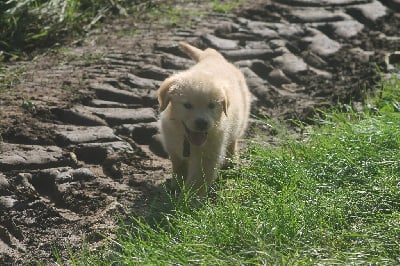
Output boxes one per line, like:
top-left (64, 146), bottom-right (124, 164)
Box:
top-left (277, 0), bottom-right (370, 6)
top-left (74, 141), bottom-right (134, 163)
top-left (329, 20), bottom-right (364, 38)
top-left (55, 125), bottom-right (119, 144)
top-left (244, 20), bottom-right (279, 39)
top-left (84, 107), bottom-right (157, 126)
top-left (289, 8), bottom-right (350, 22)
top-left (240, 67), bottom-right (275, 107)
top-left (273, 49), bottom-right (309, 76)
top-left (124, 73), bottom-right (161, 89)
top-left (52, 105), bottom-right (107, 126)
top-left (116, 122), bottom-right (159, 145)
top-left (0, 144), bottom-right (68, 171)
top-left (0, 174), bottom-right (10, 192)
top-left (347, 0), bottom-right (387, 23)
top-left (201, 34), bottom-right (240, 50)
top-left (160, 53), bottom-right (194, 70)
top-left (34, 167), bottom-right (97, 184)
top-left (90, 83), bottom-right (156, 106)
top-left (88, 99), bottom-right (140, 108)
top-left (222, 48), bottom-right (278, 61)
top-left (133, 65), bottom-right (171, 81)
top-left (303, 28), bottom-right (342, 57)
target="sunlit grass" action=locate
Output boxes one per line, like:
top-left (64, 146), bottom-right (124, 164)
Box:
top-left (69, 75), bottom-right (400, 265)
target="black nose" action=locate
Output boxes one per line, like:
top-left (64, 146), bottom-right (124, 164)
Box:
top-left (195, 118), bottom-right (208, 131)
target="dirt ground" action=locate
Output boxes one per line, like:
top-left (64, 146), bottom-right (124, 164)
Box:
top-left (1, 0), bottom-right (399, 264)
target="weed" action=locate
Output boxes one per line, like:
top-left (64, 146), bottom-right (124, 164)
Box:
top-left (0, 0), bottom-right (151, 60)
top-left (211, 0), bottom-right (243, 13)
top-left (21, 98), bottom-right (36, 113)
top-left (0, 66), bottom-right (25, 93)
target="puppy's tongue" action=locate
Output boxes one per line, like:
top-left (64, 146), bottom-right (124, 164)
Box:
top-left (188, 131), bottom-right (207, 146)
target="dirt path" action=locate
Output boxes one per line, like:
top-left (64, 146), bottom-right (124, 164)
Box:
top-left (1, 0), bottom-right (399, 264)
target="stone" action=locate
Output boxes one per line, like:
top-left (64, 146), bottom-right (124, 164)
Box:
top-left (347, 0), bottom-right (387, 23)
top-left (221, 48), bottom-right (278, 61)
top-left (123, 73), bottom-right (161, 89)
top-left (36, 167), bottom-right (97, 184)
top-left (273, 49), bottom-right (309, 76)
top-left (329, 20), bottom-right (364, 38)
top-left (309, 67), bottom-right (333, 79)
top-left (84, 107), bottom-right (157, 126)
top-left (0, 144), bottom-right (68, 171)
top-left (116, 122), bottom-right (159, 145)
top-left (215, 22), bottom-right (240, 35)
top-left (155, 42), bottom-right (187, 57)
top-left (74, 141), bottom-right (134, 163)
top-left (303, 51), bottom-right (328, 68)
top-left (16, 173), bottom-right (37, 193)
top-left (0, 196), bottom-right (17, 209)
top-left (160, 53), bottom-right (194, 70)
top-left (0, 174), bottom-right (10, 191)
top-left (149, 133), bottom-right (168, 158)
top-left (303, 28), bottom-right (342, 57)
top-left (245, 20), bottom-right (279, 39)
top-left (268, 69), bottom-right (292, 86)
top-left (90, 82), bottom-right (156, 106)
top-left (240, 67), bottom-right (276, 107)
top-left (276, 0), bottom-right (370, 6)
top-left (88, 99), bottom-right (139, 108)
top-left (289, 8), bottom-right (350, 22)
top-left (201, 34), bottom-right (239, 50)
top-left (273, 23), bottom-right (305, 38)
top-left (250, 60), bottom-right (273, 80)
top-left (245, 41), bottom-right (272, 50)
top-left (133, 65), bottom-right (171, 81)
top-left (0, 225), bottom-right (25, 252)
top-left (52, 105), bottom-right (107, 126)
top-left (55, 125), bottom-right (118, 144)
top-left (349, 48), bottom-right (374, 64)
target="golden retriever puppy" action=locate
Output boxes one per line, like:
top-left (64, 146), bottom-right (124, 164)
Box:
top-left (158, 42), bottom-right (250, 196)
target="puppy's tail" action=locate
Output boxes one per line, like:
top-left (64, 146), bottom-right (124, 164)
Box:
top-left (178, 42), bottom-right (204, 62)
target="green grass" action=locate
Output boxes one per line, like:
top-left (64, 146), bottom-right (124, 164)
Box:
top-left (0, 0), bottom-right (156, 60)
top-left (69, 75), bottom-right (400, 264)
top-left (0, 0), bottom-right (243, 61)
top-left (211, 0), bottom-right (243, 13)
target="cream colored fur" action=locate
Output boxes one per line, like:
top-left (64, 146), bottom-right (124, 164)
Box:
top-left (158, 42), bottom-right (251, 196)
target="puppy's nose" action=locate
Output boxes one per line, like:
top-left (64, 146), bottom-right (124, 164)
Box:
top-left (195, 118), bottom-right (208, 131)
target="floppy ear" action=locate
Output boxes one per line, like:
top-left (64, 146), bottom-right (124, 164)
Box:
top-left (158, 78), bottom-right (176, 112)
top-left (222, 97), bottom-right (229, 116)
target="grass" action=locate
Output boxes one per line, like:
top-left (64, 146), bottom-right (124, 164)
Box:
top-left (68, 74), bottom-right (400, 265)
top-left (0, 0), bottom-right (151, 60)
top-left (0, 65), bottom-right (25, 92)
top-left (0, 0), bottom-right (242, 61)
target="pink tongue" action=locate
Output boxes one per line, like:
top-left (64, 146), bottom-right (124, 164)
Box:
top-left (188, 131), bottom-right (207, 146)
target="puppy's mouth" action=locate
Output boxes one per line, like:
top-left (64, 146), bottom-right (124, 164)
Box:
top-left (182, 122), bottom-right (208, 146)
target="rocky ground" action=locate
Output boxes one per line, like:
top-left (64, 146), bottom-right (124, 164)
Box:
top-left (1, 0), bottom-right (399, 264)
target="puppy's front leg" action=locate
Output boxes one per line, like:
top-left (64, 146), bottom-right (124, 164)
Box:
top-left (185, 153), bottom-right (219, 197)
top-left (170, 154), bottom-right (187, 190)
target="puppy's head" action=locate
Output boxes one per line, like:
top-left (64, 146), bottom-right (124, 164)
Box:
top-left (158, 77), bottom-right (228, 146)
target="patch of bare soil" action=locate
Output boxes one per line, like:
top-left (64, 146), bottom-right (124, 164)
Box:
top-left (1, 0), bottom-right (399, 264)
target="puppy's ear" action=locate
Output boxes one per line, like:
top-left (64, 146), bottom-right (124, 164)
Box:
top-left (178, 42), bottom-right (204, 62)
top-left (223, 97), bottom-right (229, 116)
top-left (158, 78), bottom-right (176, 112)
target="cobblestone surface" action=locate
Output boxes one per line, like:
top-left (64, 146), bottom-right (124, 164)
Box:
top-left (0, 0), bottom-right (399, 264)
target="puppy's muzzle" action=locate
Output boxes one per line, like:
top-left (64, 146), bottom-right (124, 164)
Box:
top-left (195, 118), bottom-right (208, 131)
top-left (182, 120), bottom-right (208, 147)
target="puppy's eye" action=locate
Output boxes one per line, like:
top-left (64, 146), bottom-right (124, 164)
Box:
top-left (183, 103), bottom-right (193, 109)
top-left (208, 102), bottom-right (215, 109)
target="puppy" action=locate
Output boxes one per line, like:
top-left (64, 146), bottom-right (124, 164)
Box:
top-left (158, 42), bottom-right (251, 196)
